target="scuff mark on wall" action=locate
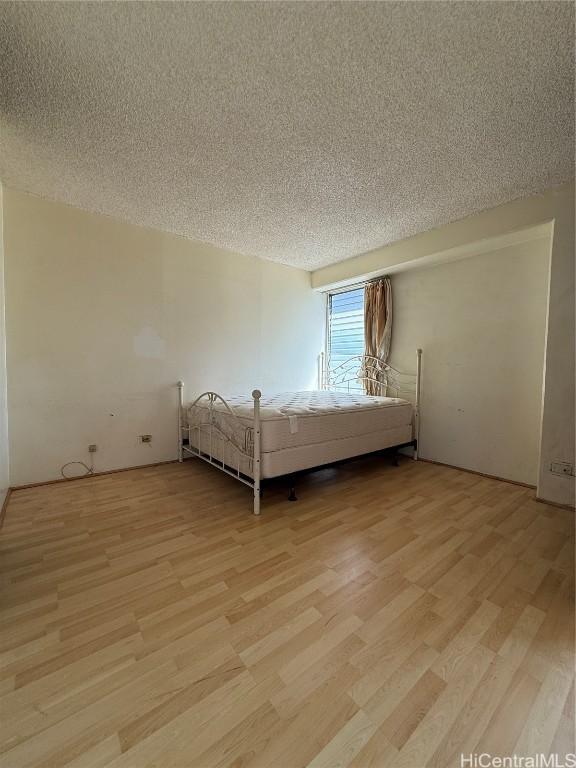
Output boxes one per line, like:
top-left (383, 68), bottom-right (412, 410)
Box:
top-left (134, 326), bottom-right (166, 359)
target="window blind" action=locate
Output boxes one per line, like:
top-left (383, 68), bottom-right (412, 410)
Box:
top-left (328, 287), bottom-right (365, 391)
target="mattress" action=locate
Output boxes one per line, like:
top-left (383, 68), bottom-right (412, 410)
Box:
top-left (184, 390), bottom-right (413, 479)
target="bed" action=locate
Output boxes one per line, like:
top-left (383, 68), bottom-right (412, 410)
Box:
top-left (177, 350), bottom-right (422, 514)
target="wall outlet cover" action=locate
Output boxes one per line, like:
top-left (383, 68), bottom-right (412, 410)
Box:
top-left (550, 460), bottom-right (574, 477)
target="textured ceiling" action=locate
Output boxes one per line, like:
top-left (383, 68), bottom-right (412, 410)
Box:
top-left (0, 2), bottom-right (574, 270)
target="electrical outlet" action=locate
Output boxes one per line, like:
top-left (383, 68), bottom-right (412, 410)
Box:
top-left (88, 444), bottom-right (98, 453)
top-left (140, 435), bottom-right (152, 444)
top-left (550, 460), bottom-right (574, 477)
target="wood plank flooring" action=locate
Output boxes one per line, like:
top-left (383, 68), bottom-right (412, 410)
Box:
top-left (0, 457), bottom-right (574, 767)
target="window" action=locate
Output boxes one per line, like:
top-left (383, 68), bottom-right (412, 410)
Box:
top-left (327, 287), bottom-right (365, 391)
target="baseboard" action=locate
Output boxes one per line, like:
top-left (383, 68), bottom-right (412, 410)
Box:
top-left (418, 458), bottom-right (575, 508)
top-left (10, 459), bottom-right (180, 491)
top-left (535, 496), bottom-right (576, 512)
top-left (418, 458), bottom-right (536, 490)
top-left (5, 458), bottom-right (572, 514)
top-left (0, 488), bottom-right (12, 529)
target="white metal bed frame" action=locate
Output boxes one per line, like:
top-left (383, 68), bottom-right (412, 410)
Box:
top-left (177, 349), bottom-right (422, 515)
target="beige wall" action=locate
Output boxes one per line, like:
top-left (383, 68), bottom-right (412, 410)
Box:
top-left (313, 182), bottom-right (575, 507)
top-left (0, 185), bottom-right (9, 506)
top-left (3, 189), bottom-right (325, 486)
top-left (390, 238), bottom-right (549, 485)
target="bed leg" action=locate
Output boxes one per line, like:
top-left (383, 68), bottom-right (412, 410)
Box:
top-left (414, 349), bottom-right (422, 461)
top-left (287, 474), bottom-right (298, 501)
top-left (252, 389), bottom-right (262, 515)
top-left (392, 450), bottom-right (400, 467)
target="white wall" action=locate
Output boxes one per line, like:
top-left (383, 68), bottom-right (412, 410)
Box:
top-left (537, 193), bottom-right (575, 506)
top-left (3, 189), bottom-right (325, 486)
top-left (390, 238), bottom-right (549, 485)
top-left (313, 182), bottom-right (575, 507)
top-left (0, 184), bottom-right (9, 507)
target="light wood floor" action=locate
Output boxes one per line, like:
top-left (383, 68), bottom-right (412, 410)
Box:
top-left (1, 457), bottom-right (574, 768)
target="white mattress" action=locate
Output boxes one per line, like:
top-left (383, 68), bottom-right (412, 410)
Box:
top-left (185, 390), bottom-right (412, 451)
top-left (184, 390), bottom-right (414, 479)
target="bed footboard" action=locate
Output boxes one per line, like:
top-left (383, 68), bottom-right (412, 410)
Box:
top-left (177, 382), bottom-right (262, 515)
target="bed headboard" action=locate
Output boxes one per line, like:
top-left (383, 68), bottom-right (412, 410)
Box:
top-left (319, 349), bottom-right (422, 406)
top-left (319, 348), bottom-right (422, 458)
